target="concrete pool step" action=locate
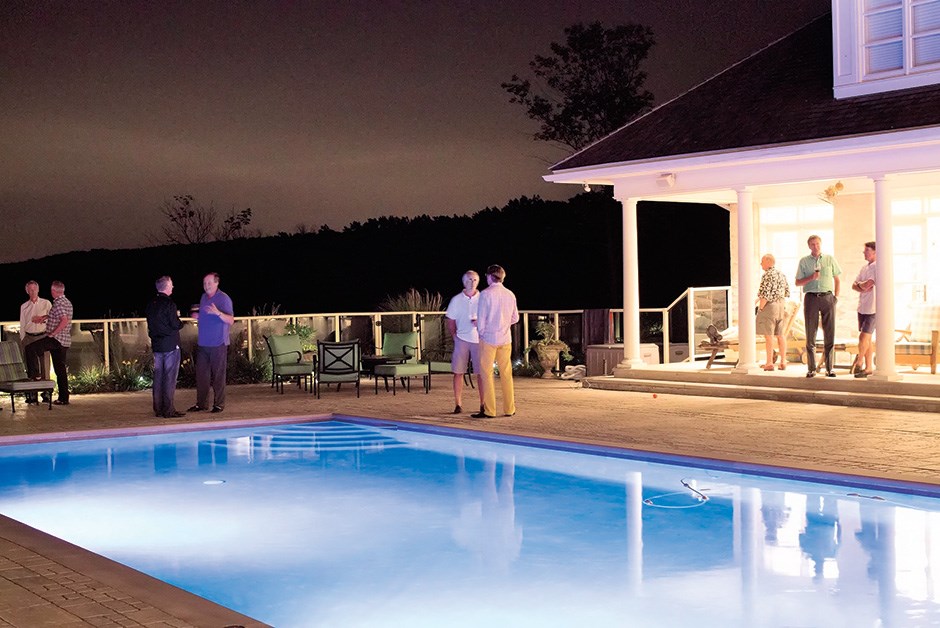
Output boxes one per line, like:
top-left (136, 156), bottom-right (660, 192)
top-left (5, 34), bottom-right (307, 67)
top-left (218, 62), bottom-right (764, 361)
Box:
top-left (582, 371), bottom-right (940, 413)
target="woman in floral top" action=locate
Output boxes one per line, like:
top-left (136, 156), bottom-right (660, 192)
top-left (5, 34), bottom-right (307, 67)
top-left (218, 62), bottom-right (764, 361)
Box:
top-left (756, 254), bottom-right (791, 371)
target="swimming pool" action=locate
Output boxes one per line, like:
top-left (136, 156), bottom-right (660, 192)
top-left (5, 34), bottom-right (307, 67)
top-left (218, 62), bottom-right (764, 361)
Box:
top-left (1, 418), bottom-right (939, 627)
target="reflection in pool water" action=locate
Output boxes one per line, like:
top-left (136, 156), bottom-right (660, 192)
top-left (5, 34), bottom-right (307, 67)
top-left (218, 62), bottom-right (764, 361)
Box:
top-left (0, 420), bottom-right (938, 627)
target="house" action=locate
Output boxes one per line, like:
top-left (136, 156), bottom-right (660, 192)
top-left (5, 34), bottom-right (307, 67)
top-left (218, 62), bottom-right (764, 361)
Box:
top-left (545, 1), bottom-right (940, 379)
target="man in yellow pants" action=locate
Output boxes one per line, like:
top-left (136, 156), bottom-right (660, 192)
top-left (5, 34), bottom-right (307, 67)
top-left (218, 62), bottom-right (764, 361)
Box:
top-left (472, 265), bottom-right (519, 418)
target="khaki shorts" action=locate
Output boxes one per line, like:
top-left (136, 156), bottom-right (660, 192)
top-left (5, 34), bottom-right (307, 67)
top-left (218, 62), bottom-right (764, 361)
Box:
top-left (451, 337), bottom-right (480, 375)
top-left (756, 300), bottom-right (786, 336)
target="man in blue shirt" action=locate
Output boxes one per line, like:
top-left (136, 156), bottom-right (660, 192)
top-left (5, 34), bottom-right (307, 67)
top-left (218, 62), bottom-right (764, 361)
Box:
top-left (189, 272), bottom-right (234, 413)
top-left (795, 235), bottom-right (842, 378)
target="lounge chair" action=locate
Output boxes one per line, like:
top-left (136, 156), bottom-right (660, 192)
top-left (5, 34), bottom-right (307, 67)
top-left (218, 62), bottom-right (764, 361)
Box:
top-left (315, 340), bottom-right (361, 398)
top-left (699, 299), bottom-right (801, 368)
top-left (894, 303), bottom-right (940, 374)
top-left (0, 340), bottom-right (55, 412)
top-left (373, 331), bottom-right (430, 395)
top-left (264, 334), bottom-right (315, 393)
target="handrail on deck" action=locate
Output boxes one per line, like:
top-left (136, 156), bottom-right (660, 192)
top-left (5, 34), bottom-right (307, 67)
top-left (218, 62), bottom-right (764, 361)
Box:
top-left (0, 287), bottom-right (731, 372)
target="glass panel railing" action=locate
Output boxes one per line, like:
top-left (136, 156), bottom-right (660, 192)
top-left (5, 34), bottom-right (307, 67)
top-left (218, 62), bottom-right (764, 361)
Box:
top-left (0, 288), bottom-right (731, 375)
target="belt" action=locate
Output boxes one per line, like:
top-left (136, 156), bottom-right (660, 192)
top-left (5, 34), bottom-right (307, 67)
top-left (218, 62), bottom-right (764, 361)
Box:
top-left (808, 291), bottom-right (832, 296)
top-left (25, 332), bottom-right (46, 337)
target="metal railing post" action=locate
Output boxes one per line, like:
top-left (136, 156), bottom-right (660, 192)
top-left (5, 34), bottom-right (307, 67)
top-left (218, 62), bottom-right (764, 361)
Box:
top-left (103, 321), bottom-right (110, 372)
top-left (246, 317), bottom-right (253, 361)
top-left (686, 289), bottom-right (695, 364)
top-left (522, 315), bottom-right (530, 365)
top-left (661, 310), bottom-right (669, 363)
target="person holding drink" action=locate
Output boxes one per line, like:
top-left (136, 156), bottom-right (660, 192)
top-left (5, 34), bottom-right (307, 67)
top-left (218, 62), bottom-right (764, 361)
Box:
top-left (795, 235), bottom-right (842, 378)
top-left (444, 270), bottom-right (483, 414)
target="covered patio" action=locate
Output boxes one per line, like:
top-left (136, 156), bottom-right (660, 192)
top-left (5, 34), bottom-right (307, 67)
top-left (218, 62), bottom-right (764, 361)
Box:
top-left (546, 13), bottom-right (940, 389)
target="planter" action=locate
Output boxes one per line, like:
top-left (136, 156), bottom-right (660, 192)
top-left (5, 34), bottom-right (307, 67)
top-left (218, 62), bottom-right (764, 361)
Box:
top-left (535, 344), bottom-right (566, 378)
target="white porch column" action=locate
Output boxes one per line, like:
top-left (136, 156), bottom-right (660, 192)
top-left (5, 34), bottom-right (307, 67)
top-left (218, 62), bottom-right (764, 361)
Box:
top-left (614, 196), bottom-right (646, 373)
top-left (870, 175), bottom-right (900, 381)
top-left (733, 188), bottom-right (758, 373)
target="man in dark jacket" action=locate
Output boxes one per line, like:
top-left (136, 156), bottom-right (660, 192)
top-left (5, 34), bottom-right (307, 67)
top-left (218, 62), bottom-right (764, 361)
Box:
top-left (146, 276), bottom-right (185, 418)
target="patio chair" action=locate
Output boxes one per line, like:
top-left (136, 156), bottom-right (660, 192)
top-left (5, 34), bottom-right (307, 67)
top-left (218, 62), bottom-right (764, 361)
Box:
top-left (264, 334), bottom-right (315, 394)
top-left (427, 353), bottom-right (474, 389)
top-left (315, 339), bottom-right (361, 398)
top-left (0, 340), bottom-right (55, 412)
top-left (894, 303), bottom-right (940, 374)
top-left (373, 331), bottom-right (430, 395)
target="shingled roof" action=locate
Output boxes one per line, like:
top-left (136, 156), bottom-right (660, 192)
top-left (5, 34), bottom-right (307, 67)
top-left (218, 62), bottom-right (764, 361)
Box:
top-left (551, 13), bottom-right (940, 172)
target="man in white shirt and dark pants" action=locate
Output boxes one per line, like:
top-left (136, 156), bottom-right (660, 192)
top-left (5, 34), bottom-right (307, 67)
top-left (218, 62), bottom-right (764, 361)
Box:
top-left (20, 280), bottom-right (51, 402)
top-left (472, 265), bottom-right (519, 419)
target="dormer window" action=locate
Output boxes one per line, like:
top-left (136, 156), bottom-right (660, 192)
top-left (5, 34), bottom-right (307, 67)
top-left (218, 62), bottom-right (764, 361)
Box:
top-left (834, 0), bottom-right (940, 98)
top-left (864, 0), bottom-right (940, 75)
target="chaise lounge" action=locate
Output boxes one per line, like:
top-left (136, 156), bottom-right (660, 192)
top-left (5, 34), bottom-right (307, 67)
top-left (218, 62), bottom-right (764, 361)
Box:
top-left (0, 340), bottom-right (55, 412)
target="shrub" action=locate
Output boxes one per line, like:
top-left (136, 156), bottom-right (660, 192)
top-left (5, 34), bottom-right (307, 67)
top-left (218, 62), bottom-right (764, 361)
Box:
top-left (68, 359), bottom-right (153, 394)
top-left (512, 360), bottom-right (544, 378)
top-left (68, 364), bottom-right (111, 394)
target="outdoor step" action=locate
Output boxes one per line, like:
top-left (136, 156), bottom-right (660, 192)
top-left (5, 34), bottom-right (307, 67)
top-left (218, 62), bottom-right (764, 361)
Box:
top-left (583, 375), bottom-right (940, 414)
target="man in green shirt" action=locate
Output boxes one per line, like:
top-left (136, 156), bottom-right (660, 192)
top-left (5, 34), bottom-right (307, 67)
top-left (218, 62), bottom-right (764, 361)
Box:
top-left (795, 235), bottom-right (842, 378)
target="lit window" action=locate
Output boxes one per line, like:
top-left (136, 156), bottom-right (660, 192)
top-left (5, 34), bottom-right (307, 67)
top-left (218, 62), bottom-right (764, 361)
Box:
top-left (863, 0), bottom-right (940, 77)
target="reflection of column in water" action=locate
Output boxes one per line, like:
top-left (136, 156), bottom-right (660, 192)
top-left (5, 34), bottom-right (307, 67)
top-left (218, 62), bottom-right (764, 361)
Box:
top-left (153, 443), bottom-right (177, 473)
top-left (451, 454), bottom-right (523, 573)
top-left (624, 471), bottom-right (643, 595)
top-left (800, 495), bottom-right (841, 581)
top-left (739, 487), bottom-right (761, 622)
top-left (855, 501), bottom-right (896, 627)
top-left (197, 439), bottom-right (228, 466)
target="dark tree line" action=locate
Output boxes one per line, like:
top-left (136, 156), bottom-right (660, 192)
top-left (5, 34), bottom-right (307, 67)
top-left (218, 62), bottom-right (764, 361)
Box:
top-left (0, 194), bottom-right (728, 320)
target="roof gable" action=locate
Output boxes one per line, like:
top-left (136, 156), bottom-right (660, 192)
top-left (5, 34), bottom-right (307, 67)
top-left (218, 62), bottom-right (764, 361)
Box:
top-left (551, 14), bottom-right (940, 173)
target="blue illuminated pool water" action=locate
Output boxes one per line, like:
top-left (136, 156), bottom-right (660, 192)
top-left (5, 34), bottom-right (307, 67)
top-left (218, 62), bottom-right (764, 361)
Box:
top-left (1, 419), bottom-right (940, 627)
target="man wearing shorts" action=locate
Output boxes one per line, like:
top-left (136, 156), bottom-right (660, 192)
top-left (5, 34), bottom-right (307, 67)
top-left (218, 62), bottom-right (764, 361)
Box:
top-left (756, 253), bottom-right (790, 371)
top-left (444, 270), bottom-right (483, 414)
top-left (852, 241), bottom-right (876, 377)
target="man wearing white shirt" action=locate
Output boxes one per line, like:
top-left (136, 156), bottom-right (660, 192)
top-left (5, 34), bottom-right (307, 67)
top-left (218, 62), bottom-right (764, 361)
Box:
top-left (472, 265), bottom-right (519, 419)
top-left (20, 280), bottom-right (52, 400)
top-left (444, 270), bottom-right (484, 414)
top-left (851, 241), bottom-right (877, 378)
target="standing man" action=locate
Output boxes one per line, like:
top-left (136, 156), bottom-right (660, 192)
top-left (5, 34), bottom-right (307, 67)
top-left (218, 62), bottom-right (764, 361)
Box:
top-left (756, 254), bottom-right (790, 371)
top-left (445, 270), bottom-right (484, 414)
top-left (20, 280), bottom-right (52, 402)
top-left (851, 241), bottom-right (877, 378)
top-left (189, 272), bottom-right (234, 413)
top-left (795, 235), bottom-right (842, 378)
top-left (146, 276), bottom-right (185, 418)
top-left (24, 280), bottom-right (73, 405)
top-left (472, 265), bottom-right (519, 419)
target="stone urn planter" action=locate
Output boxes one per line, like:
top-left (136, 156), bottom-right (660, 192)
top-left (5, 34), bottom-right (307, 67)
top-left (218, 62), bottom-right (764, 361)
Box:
top-left (526, 321), bottom-right (572, 378)
top-left (534, 343), bottom-right (568, 378)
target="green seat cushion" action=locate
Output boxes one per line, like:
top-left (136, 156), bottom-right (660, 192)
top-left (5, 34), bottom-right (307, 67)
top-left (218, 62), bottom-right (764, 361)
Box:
top-left (374, 363), bottom-right (428, 377)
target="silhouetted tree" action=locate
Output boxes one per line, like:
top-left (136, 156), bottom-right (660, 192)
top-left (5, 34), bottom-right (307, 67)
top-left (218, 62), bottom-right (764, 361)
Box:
top-left (502, 21), bottom-right (655, 152)
top-left (152, 195), bottom-right (254, 244)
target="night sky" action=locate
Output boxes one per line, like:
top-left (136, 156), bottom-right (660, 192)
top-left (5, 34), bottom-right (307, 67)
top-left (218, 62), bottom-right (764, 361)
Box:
top-left (1, 0), bottom-right (829, 264)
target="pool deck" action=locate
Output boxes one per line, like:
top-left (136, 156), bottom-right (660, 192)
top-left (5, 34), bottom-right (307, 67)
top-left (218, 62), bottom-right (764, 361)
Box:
top-left (2, 377), bottom-right (940, 626)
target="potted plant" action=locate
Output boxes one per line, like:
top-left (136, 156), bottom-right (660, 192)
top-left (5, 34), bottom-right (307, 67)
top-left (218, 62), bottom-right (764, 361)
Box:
top-left (284, 322), bottom-right (316, 355)
top-left (526, 321), bottom-right (573, 378)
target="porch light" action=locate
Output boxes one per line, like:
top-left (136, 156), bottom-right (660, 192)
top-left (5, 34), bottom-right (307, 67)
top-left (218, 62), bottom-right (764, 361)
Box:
top-left (656, 173), bottom-right (676, 188)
